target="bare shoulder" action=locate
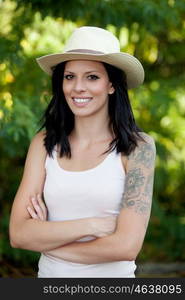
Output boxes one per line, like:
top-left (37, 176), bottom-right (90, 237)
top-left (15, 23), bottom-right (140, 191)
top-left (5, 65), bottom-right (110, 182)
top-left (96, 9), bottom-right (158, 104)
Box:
top-left (130, 132), bottom-right (156, 161)
top-left (12, 131), bottom-right (47, 199)
top-left (28, 130), bottom-right (47, 158)
top-left (121, 132), bottom-right (156, 171)
top-left (30, 130), bottom-right (46, 148)
top-left (23, 130), bottom-right (47, 177)
top-left (138, 132), bottom-right (156, 148)
top-left (127, 132), bottom-right (156, 172)
top-left (132, 132), bottom-right (156, 163)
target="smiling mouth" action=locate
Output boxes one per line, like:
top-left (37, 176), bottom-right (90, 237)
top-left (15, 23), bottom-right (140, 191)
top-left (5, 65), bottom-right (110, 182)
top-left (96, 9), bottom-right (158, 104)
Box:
top-left (72, 97), bottom-right (92, 103)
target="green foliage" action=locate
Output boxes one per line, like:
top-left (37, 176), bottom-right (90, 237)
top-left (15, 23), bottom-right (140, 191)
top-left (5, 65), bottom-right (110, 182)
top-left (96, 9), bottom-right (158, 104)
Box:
top-left (139, 199), bottom-right (185, 262)
top-left (0, 0), bottom-right (185, 274)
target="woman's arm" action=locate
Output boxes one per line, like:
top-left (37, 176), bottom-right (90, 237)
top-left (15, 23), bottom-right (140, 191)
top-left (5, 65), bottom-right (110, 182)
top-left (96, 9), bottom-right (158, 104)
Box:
top-left (42, 133), bottom-right (156, 263)
top-left (9, 131), bottom-right (117, 252)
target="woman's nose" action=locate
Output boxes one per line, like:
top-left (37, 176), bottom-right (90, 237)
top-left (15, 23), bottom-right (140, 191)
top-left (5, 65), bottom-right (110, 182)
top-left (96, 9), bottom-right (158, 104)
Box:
top-left (73, 78), bottom-right (86, 92)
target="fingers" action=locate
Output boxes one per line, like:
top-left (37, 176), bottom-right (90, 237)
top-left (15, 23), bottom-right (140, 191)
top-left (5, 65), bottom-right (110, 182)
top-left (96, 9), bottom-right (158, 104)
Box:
top-left (27, 194), bottom-right (47, 221)
top-left (31, 196), bottom-right (45, 220)
top-left (36, 194), bottom-right (47, 220)
top-left (93, 215), bottom-right (118, 238)
top-left (27, 206), bottom-right (39, 219)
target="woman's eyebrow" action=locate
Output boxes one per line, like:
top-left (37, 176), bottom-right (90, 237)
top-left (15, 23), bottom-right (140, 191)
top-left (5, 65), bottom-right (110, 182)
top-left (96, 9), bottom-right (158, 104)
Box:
top-left (64, 70), bottom-right (101, 74)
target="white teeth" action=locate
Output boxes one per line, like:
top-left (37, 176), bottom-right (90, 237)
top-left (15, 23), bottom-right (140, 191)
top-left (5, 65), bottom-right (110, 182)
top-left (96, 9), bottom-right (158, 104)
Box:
top-left (73, 98), bottom-right (91, 103)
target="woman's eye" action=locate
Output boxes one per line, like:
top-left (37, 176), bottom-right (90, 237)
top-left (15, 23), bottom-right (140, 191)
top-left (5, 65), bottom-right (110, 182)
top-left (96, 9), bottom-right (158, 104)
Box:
top-left (88, 75), bottom-right (99, 80)
top-left (64, 74), bottom-right (74, 80)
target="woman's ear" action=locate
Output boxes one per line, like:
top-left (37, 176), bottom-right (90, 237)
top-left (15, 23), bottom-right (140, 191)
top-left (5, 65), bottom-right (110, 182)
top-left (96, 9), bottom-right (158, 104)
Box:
top-left (108, 84), bottom-right (115, 95)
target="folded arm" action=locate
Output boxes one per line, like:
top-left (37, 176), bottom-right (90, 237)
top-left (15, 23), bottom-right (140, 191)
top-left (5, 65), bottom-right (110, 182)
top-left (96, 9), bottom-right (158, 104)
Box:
top-left (40, 133), bottom-right (156, 263)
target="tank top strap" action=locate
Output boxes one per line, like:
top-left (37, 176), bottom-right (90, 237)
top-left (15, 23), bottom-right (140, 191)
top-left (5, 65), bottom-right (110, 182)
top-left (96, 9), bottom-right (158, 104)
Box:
top-left (44, 145), bottom-right (57, 169)
top-left (105, 148), bottom-right (125, 176)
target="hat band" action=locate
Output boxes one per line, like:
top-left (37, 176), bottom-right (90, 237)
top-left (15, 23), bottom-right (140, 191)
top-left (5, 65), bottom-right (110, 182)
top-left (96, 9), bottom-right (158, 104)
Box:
top-left (66, 49), bottom-right (104, 54)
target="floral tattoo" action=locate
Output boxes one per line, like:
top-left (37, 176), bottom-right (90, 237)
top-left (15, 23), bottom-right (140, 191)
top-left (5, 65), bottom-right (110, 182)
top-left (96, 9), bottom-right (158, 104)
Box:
top-left (120, 134), bottom-right (156, 223)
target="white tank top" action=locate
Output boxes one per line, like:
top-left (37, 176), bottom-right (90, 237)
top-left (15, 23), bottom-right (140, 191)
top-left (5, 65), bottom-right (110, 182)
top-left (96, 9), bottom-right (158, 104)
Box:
top-left (38, 146), bottom-right (136, 277)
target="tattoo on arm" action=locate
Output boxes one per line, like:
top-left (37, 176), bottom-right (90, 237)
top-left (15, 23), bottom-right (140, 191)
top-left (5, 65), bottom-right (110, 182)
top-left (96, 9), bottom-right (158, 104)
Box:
top-left (120, 136), bottom-right (156, 224)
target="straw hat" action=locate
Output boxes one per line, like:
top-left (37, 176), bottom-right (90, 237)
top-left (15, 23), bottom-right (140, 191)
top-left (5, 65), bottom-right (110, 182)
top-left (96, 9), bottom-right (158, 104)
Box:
top-left (36, 26), bottom-right (144, 89)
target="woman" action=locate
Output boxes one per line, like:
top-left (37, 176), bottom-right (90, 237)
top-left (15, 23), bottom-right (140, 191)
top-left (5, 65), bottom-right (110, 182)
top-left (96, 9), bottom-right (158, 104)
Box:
top-left (9, 26), bottom-right (156, 278)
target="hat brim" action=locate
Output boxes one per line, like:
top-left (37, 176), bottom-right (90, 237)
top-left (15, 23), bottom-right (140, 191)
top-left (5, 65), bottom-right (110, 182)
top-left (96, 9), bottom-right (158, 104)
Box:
top-left (36, 52), bottom-right (144, 89)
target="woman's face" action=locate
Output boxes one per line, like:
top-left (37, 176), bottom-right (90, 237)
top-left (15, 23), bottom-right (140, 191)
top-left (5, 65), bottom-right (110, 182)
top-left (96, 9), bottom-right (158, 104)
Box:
top-left (62, 60), bottom-right (114, 117)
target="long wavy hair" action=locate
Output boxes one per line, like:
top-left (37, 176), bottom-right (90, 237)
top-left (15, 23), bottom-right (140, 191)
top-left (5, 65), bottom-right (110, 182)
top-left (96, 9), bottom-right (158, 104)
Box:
top-left (38, 61), bottom-right (143, 158)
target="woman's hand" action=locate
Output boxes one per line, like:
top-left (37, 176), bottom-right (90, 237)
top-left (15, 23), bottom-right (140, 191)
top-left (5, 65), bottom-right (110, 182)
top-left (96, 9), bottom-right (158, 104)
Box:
top-left (27, 194), bottom-right (47, 221)
top-left (90, 216), bottom-right (118, 238)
